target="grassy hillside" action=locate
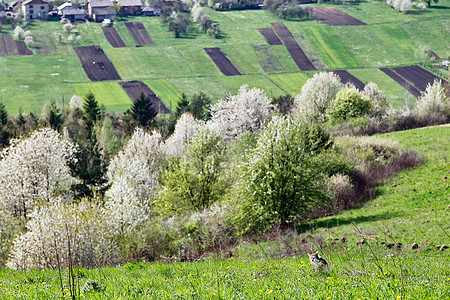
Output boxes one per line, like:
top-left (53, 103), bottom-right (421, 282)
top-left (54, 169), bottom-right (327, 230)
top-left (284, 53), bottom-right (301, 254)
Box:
top-left (0, 125), bottom-right (448, 299)
top-left (0, 1), bottom-right (449, 115)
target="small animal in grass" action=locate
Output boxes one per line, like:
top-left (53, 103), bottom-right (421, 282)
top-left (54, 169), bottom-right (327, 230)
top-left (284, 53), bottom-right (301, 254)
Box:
top-left (308, 251), bottom-right (328, 269)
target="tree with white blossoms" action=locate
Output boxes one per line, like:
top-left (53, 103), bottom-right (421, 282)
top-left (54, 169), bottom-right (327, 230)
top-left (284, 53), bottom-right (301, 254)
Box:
top-left (163, 113), bottom-right (203, 157)
top-left (362, 82), bottom-right (389, 114)
top-left (191, 3), bottom-right (204, 22)
top-left (415, 80), bottom-right (449, 118)
top-left (7, 199), bottom-right (118, 270)
top-left (13, 26), bottom-right (25, 39)
top-left (0, 128), bottom-right (78, 219)
top-left (208, 85), bottom-right (273, 143)
top-left (105, 128), bottom-right (164, 233)
top-left (69, 94), bottom-right (83, 110)
top-left (293, 72), bottom-right (342, 124)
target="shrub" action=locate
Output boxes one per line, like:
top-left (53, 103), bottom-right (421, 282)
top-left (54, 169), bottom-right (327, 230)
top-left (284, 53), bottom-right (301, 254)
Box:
top-left (362, 82), bottom-right (389, 116)
top-left (7, 199), bottom-right (119, 270)
top-left (13, 26), bottom-right (24, 39)
top-left (327, 87), bottom-right (372, 123)
top-left (238, 116), bottom-right (331, 232)
top-left (414, 80), bottom-right (449, 122)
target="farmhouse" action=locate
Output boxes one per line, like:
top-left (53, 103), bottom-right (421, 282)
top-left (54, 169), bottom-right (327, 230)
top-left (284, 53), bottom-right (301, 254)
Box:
top-left (58, 1), bottom-right (86, 21)
top-left (142, 5), bottom-right (160, 16)
top-left (21, 0), bottom-right (49, 19)
top-left (88, 0), bottom-right (116, 21)
top-left (117, 0), bottom-right (142, 15)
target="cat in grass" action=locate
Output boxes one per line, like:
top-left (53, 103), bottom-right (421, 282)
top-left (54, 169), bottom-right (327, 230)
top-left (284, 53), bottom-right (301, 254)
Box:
top-left (308, 251), bottom-right (328, 269)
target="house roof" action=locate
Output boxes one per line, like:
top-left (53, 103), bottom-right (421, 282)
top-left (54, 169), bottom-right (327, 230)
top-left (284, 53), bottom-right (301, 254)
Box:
top-left (22, 0), bottom-right (48, 5)
top-left (89, 0), bottom-right (112, 7)
top-left (57, 2), bottom-right (73, 11)
top-left (92, 7), bottom-right (116, 15)
top-left (62, 8), bottom-right (86, 15)
top-left (117, 0), bottom-right (142, 6)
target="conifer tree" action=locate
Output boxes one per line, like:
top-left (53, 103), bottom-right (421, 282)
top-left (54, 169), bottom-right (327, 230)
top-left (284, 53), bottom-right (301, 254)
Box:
top-left (129, 92), bottom-right (157, 129)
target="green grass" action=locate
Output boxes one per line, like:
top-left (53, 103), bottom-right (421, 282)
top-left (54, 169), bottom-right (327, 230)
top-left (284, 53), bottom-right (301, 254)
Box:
top-left (144, 79), bottom-right (183, 111)
top-left (73, 82), bottom-right (131, 112)
top-left (335, 23), bottom-right (418, 68)
top-left (302, 25), bottom-right (360, 69)
top-left (267, 72), bottom-right (310, 94)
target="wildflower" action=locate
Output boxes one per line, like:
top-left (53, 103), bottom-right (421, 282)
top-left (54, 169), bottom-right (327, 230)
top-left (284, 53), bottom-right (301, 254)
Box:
top-left (267, 290), bottom-right (273, 294)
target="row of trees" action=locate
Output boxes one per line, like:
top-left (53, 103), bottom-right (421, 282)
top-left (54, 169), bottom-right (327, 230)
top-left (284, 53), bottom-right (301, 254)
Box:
top-left (264, 0), bottom-right (313, 20)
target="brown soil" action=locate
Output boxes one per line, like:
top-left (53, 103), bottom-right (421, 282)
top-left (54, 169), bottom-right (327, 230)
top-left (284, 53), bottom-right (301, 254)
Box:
top-left (15, 40), bottom-right (33, 55)
top-left (333, 70), bottom-right (365, 91)
top-left (271, 23), bottom-right (315, 71)
top-left (204, 47), bottom-right (241, 76)
top-left (120, 81), bottom-right (171, 114)
top-left (312, 7), bottom-right (366, 26)
top-left (73, 45), bottom-right (121, 81)
top-left (125, 22), bottom-right (154, 46)
top-left (103, 27), bottom-right (126, 48)
top-left (380, 67), bottom-right (421, 98)
top-left (258, 28), bottom-right (282, 45)
top-left (0, 34), bottom-right (19, 56)
top-left (392, 65), bottom-right (447, 93)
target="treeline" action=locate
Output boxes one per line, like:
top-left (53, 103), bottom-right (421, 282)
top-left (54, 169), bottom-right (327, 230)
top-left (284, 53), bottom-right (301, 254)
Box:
top-left (0, 75), bottom-right (448, 269)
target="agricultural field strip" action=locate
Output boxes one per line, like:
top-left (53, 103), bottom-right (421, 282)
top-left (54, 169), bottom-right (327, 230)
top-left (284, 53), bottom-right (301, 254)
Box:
top-left (103, 27), bottom-right (126, 48)
top-left (271, 23), bottom-right (316, 71)
top-left (258, 28), bottom-right (282, 45)
top-left (15, 41), bottom-right (33, 56)
top-left (73, 45), bottom-right (121, 82)
top-left (311, 7), bottom-right (366, 26)
top-left (392, 65), bottom-right (447, 93)
top-left (252, 45), bottom-right (285, 73)
top-left (333, 70), bottom-right (365, 90)
top-left (125, 22), bottom-right (154, 46)
top-left (204, 48), bottom-right (241, 76)
top-left (119, 81), bottom-right (171, 114)
top-left (380, 67), bottom-right (421, 98)
top-left (0, 34), bottom-right (19, 56)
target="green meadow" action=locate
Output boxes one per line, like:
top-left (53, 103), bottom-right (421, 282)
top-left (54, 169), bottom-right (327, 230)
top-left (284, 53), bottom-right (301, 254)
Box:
top-left (0, 126), bottom-right (448, 299)
top-left (0, 1), bottom-right (449, 114)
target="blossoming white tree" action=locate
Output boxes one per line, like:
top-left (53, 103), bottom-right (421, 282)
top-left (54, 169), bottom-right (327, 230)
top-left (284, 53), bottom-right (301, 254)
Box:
top-left (105, 128), bottom-right (164, 233)
top-left (163, 113), bottom-right (203, 157)
top-left (293, 72), bottom-right (342, 124)
top-left (208, 85), bottom-right (273, 142)
top-left (415, 79), bottom-right (449, 117)
top-left (7, 199), bottom-right (118, 270)
top-left (0, 128), bottom-right (78, 218)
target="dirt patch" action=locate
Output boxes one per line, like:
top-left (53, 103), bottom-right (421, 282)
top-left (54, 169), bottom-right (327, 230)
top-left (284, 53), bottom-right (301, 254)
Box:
top-left (392, 65), bottom-right (447, 93)
top-left (312, 7), bottom-right (366, 26)
top-left (74, 45), bottom-right (121, 81)
top-left (120, 81), bottom-right (171, 114)
top-left (258, 28), bottom-right (282, 45)
top-left (103, 27), bottom-right (126, 48)
top-left (125, 22), bottom-right (154, 46)
top-left (0, 34), bottom-right (19, 56)
top-left (271, 23), bottom-right (315, 71)
top-left (380, 67), bottom-right (421, 98)
top-left (252, 45), bottom-right (284, 73)
top-left (204, 48), bottom-right (241, 76)
top-left (333, 70), bottom-right (365, 91)
top-left (15, 40), bottom-right (33, 55)
top-left (428, 50), bottom-right (440, 61)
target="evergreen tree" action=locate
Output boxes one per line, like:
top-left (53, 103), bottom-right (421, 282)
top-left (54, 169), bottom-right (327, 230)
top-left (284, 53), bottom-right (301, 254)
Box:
top-left (46, 102), bottom-right (64, 131)
top-left (70, 91), bottom-right (107, 198)
top-left (190, 92), bottom-right (211, 121)
top-left (167, 93), bottom-right (191, 136)
top-left (0, 102), bottom-right (7, 126)
top-left (0, 102), bottom-right (10, 148)
top-left (129, 92), bottom-right (157, 128)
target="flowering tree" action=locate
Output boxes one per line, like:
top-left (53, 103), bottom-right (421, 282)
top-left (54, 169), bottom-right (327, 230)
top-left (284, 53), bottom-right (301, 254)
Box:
top-left (208, 85), bottom-right (273, 142)
top-left (239, 116), bottom-right (330, 231)
top-left (163, 113), bottom-right (203, 157)
top-left (0, 128), bottom-right (78, 218)
top-left (362, 82), bottom-right (389, 114)
top-left (7, 199), bottom-right (118, 270)
top-left (415, 80), bottom-right (449, 118)
top-left (69, 95), bottom-right (83, 110)
top-left (293, 72), bottom-right (342, 124)
top-left (105, 128), bottom-right (164, 233)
